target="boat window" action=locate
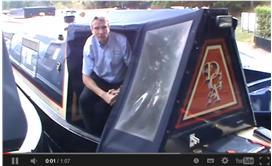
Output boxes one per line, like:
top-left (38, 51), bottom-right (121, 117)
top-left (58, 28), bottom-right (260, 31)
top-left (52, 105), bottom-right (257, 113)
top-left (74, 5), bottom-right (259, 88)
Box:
top-left (20, 38), bottom-right (39, 77)
top-left (45, 43), bottom-right (62, 60)
top-left (35, 41), bottom-right (64, 103)
top-left (114, 20), bottom-right (193, 141)
top-left (10, 35), bottom-right (22, 63)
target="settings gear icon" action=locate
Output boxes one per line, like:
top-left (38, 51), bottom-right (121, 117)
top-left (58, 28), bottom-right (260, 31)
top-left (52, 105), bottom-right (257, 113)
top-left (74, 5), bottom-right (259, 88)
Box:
top-left (221, 157), bottom-right (229, 164)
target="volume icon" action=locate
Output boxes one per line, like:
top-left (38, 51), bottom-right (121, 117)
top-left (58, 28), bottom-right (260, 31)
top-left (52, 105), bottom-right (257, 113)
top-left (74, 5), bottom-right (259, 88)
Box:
top-left (30, 158), bottom-right (38, 165)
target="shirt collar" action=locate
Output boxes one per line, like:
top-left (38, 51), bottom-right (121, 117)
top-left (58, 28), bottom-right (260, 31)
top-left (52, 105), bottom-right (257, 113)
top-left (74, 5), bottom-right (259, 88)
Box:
top-left (99, 42), bottom-right (106, 48)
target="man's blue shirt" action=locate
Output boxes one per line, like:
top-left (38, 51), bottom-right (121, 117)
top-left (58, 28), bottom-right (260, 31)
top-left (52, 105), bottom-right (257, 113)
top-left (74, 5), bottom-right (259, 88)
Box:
top-left (82, 32), bottom-right (131, 83)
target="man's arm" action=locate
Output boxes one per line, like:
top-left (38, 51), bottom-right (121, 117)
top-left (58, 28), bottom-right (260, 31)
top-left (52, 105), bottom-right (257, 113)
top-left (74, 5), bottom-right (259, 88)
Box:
top-left (82, 74), bottom-right (117, 105)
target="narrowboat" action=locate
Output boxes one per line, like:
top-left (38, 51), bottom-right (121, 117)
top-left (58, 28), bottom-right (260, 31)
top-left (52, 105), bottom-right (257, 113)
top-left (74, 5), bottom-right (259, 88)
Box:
top-left (2, 8), bottom-right (271, 152)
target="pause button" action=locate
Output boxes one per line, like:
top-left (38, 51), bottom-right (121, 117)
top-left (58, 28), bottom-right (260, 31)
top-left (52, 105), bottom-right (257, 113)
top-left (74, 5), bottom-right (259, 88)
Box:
top-left (11, 157), bottom-right (19, 165)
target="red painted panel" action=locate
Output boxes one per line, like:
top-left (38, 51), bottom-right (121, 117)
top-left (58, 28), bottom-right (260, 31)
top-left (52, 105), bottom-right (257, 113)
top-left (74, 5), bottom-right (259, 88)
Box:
top-left (176, 39), bottom-right (243, 129)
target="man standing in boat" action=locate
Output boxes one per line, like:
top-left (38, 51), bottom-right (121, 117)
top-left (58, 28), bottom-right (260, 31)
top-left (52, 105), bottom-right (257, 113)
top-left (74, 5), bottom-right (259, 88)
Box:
top-left (79, 16), bottom-right (132, 136)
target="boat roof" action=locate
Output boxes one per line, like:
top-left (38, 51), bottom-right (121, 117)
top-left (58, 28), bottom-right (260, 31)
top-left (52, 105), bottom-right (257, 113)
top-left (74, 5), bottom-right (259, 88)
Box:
top-left (94, 9), bottom-right (196, 26)
top-left (2, 8), bottom-right (197, 35)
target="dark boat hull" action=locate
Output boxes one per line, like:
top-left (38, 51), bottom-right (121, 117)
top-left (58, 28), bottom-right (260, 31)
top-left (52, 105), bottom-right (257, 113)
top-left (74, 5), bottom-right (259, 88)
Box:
top-left (36, 106), bottom-right (98, 152)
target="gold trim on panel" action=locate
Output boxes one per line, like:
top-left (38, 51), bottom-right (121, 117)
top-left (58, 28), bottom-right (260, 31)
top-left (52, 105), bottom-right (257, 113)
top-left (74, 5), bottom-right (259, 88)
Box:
top-left (183, 45), bottom-right (237, 120)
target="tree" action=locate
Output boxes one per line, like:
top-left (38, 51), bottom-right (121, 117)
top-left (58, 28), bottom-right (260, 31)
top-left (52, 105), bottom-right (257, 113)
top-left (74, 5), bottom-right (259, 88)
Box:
top-left (212, 1), bottom-right (271, 16)
top-left (255, 5), bottom-right (271, 39)
top-left (150, 1), bottom-right (171, 9)
top-left (3, 1), bottom-right (51, 10)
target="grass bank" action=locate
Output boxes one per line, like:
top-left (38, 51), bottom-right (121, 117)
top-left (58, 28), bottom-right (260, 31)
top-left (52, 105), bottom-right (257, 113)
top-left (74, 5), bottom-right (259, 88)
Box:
top-left (235, 26), bottom-right (254, 44)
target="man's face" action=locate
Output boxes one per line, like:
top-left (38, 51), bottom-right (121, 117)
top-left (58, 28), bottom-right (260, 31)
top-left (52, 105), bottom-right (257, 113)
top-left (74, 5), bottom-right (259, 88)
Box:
top-left (91, 20), bottom-right (110, 45)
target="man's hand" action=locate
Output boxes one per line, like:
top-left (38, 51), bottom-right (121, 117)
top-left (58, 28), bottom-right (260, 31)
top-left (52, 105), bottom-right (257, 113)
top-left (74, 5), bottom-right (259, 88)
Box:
top-left (108, 88), bottom-right (120, 96)
top-left (101, 88), bottom-right (120, 106)
top-left (83, 75), bottom-right (121, 106)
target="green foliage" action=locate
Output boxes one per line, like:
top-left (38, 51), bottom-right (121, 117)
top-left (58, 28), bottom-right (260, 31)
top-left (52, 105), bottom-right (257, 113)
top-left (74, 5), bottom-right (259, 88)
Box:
top-left (212, 1), bottom-right (251, 16)
top-left (3, 1), bottom-right (51, 10)
top-left (235, 27), bottom-right (254, 43)
top-left (172, 1), bottom-right (213, 8)
top-left (213, 1), bottom-right (248, 11)
top-left (255, 6), bottom-right (271, 39)
top-left (53, 1), bottom-right (74, 9)
top-left (150, 1), bottom-right (171, 9)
